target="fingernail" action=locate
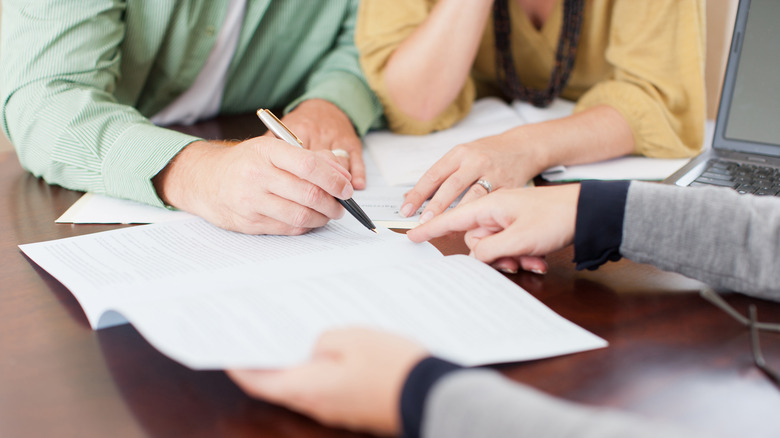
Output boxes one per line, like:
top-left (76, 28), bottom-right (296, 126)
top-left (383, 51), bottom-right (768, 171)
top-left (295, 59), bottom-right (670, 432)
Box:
top-left (499, 267), bottom-right (518, 275)
top-left (419, 211), bottom-right (434, 224)
top-left (341, 184), bottom-right (353, 199)
top-left (400, 203), bottom-right (414, 218)
top-left (531, 268), bottom-right (547, 275)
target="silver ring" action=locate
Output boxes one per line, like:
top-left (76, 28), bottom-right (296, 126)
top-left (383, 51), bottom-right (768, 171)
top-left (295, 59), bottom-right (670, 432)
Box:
top-left (475, 179), bottom-right (493, 193)
top-left (332, 149), bottom-right (350, 159)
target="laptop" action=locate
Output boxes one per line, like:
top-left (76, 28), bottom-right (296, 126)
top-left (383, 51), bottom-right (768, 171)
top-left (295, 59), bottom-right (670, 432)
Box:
top-left (665, 0), bottom-right (780, 195)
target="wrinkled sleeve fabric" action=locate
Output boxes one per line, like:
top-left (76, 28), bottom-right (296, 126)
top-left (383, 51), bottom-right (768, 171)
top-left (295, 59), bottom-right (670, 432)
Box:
top-left (0, 0), bottom-right (200, 207)
top-left (574, 0), bottom-right (706, 158)
top-left (356, 0), bottom-right (475, 135)
top-left (622, 182), bottom-right (780, 301)
top-left (418, 367), bottom-right (715, 438)
top-left (286, 0), bottom-right (383, 136)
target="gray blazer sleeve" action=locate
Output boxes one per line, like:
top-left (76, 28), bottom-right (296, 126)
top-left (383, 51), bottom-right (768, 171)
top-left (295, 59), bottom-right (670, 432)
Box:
top-left (621, 182), bottom-right (780, 300)
top-left (422, 369), bottom-right (716, 438)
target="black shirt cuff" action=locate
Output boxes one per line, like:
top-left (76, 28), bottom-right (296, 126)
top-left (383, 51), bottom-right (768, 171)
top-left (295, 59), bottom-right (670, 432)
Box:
top-left (400, 357), bottom-right (464, 438)
top-left (573, 180), bottom-right (631, 270)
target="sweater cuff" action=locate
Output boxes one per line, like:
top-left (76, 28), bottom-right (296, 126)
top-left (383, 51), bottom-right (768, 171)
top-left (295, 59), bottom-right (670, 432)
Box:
top-left (573, 180), bottom-right (631, 270)
top-left (102, 123), bottom-right (201, 207)
top-left (400, 357), bottom-right (464, 438)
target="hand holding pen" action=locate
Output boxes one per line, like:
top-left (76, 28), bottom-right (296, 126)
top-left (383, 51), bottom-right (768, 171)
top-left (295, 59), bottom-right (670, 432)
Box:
top-left (153, 135), bottom-right (354, 235)
top-left (257, 109), bottom-right (377, 233)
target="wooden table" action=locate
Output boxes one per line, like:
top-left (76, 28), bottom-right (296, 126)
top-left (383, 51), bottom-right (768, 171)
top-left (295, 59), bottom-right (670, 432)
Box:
top-left (1, 147), bottom-right (779, 438)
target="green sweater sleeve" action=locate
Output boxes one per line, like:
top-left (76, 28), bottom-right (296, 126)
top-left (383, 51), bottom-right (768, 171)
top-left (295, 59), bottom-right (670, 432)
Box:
top-left (284, 0), bottom-right (384, 136)
top-left (0, 0), bottom-right (199, 207)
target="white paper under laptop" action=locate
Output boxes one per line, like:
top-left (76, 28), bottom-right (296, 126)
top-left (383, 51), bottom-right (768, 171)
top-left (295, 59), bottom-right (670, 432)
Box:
top-left (666, 0), bottom-right (780, 194)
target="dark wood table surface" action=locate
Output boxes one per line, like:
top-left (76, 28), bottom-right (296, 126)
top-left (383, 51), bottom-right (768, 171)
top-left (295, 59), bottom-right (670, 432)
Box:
top-left (2, 135), bottom-right (780, 437)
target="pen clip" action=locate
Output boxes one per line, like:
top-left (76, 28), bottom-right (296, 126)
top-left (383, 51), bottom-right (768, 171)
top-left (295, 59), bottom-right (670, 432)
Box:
top-left (257, 109), bottom-right (304, 147)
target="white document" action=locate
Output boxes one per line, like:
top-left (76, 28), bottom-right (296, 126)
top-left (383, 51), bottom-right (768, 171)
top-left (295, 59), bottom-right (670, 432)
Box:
top-left (352, 186), bottom-right (417, 229)
top-left (352, 186), bottom-right (463, 230)
top-left (20, 217), bottom-right (606, 370)
top-left (541, 156), bottom-right (691, 182)
top-left (354, 150), bottom-right (421, 229)
top-left (542, 120), bottom-right (716, 182)
top-left (56, 192), bottom-right (196, 224)
top-left (364, 98), bottom-right (525, 186)
top-left (511, 96), bottom-right (575, 124)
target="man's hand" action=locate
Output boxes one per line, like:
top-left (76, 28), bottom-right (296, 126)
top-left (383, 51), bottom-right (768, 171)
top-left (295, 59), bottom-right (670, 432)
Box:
top-left (227, 328), bottom-right (428, 435)
top-left (153, 138), bottom-right (354, 235)
top-left (279, 99), bottom-right (367, 189)
top-left (407, 185), bottom-right (581, 274)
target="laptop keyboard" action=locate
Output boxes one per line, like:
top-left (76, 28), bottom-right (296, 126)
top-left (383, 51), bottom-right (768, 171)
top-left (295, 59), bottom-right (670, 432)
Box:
top-left (689, 160), bottom-right (780, 196)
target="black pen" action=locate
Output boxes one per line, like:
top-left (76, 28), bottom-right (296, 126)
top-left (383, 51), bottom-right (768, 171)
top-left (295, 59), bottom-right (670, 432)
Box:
top-left (256, 109), bottom-right (377, 233)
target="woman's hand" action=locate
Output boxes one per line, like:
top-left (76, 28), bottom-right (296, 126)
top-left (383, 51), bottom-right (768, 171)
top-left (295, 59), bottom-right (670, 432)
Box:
top-left (400, 106), bottom-right (635, 225)
top-left (227, 328), bottom-right (428, 436)
top-left (400, 129), bottom-right (545, 223)
top-left (383, 0), bottom-right (494, 122)
top-left (407, 184), bottom-right (581, 274)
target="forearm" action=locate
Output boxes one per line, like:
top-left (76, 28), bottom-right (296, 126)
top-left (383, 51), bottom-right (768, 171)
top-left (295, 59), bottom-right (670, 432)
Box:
top-left (1, 0), bottom-right (199, 206)
top-left (621, 183), bottom-right (780, 301)
top-left (422, 368), bottom-right (714, 438)
top-left (384, 0), bottom-right (492, 121)
top-left (5, 83), bottom-right (197, 206)
top-left (503, 105), bottom-right (634, 177)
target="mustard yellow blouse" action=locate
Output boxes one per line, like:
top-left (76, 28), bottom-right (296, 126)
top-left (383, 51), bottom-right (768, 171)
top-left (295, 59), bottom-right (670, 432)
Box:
top-left (356, 0), bottom-right (706, 158)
